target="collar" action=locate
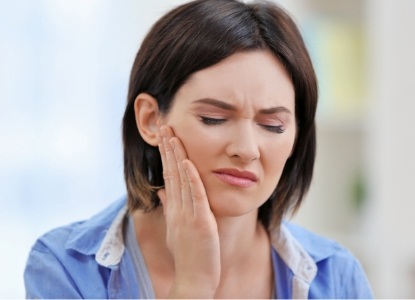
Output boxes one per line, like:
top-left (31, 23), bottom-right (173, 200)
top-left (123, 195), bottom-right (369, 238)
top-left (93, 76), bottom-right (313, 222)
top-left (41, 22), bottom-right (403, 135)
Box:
top-left (65, 198), bottom-right (127, 267)
top-left (270, 224), bottom-right (317, 299)
top-left (282, 222), bottom-right (343, 262)
top-left (95, 204), bottom-right (128, 267)
top-left (269, 222), bottom-right (341, 298)
top-left (65, 198), bottom-right (340, 296)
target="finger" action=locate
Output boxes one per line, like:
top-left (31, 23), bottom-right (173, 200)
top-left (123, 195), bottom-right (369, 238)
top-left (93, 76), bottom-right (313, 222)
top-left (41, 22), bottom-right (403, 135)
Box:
top-left (182, 159), bottom-right (211, 219)
top-left (162, 126), bottom-right (182, 209)
top-left (169, 137), bottom-right (193, 214)
top-left (158, 128), bottom-right (173, 209)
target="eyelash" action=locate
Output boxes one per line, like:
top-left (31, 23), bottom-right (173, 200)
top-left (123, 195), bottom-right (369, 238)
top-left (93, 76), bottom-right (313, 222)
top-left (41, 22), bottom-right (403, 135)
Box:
top-left (260, 125), bottom-right (285, 134)
top-left (200, 116), bottom-right (226, 126)
top-left (200, 117), bottom-right (285, 134)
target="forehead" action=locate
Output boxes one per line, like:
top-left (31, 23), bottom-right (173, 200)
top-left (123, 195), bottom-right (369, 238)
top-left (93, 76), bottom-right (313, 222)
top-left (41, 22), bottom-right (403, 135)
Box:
top-left (174, 50), bottom-right (295, 109)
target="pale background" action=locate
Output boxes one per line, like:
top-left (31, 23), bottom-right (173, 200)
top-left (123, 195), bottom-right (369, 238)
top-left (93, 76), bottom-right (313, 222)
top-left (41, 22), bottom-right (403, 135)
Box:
top-left (1, 0), bottom-right (414, 298)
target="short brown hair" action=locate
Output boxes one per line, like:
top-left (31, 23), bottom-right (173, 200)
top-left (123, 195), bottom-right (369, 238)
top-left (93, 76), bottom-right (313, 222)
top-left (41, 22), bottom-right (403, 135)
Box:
top-left (122, 0), bottom-right (317, 228)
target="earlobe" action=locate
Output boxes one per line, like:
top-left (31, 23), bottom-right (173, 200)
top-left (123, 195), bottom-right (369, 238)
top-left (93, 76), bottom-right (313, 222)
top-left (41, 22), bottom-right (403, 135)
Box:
top-left (134, 93), bottom-right (161, 146)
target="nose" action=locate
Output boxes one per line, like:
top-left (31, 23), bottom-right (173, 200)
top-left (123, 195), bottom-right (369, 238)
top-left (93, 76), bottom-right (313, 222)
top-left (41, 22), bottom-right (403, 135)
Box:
top-left (225, 121), bottom-right (260, 163)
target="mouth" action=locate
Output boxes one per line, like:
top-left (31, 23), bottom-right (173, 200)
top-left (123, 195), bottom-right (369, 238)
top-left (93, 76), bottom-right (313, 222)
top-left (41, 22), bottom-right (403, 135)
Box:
top-left (213, 168), bottom-right (258, 188)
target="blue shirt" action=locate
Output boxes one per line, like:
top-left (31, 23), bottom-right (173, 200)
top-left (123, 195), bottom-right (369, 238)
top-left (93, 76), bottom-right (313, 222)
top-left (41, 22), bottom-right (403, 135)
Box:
top-left (24, 198), bottom-right (373, 299)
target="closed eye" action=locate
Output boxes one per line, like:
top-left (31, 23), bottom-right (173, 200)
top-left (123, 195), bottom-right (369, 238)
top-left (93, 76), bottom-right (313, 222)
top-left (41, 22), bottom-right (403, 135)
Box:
top-left (200, 116), bottom-right (285, 133)
top-left (200, 116), bottom-right (227, 125)
top-left (260, 124), bottom-right (285, 134)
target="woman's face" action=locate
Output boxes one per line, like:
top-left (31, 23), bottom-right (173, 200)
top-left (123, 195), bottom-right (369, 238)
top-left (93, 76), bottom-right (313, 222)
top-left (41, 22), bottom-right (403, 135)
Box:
top-left (161, 50), bottom-right (296, 218)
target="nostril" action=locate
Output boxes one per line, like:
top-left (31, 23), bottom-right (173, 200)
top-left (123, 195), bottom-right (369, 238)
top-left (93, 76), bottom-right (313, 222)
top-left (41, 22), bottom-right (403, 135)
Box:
top-left (227, 146), bottom-right (260, 163)
top-left (225, 125), bottom-right (260, 162)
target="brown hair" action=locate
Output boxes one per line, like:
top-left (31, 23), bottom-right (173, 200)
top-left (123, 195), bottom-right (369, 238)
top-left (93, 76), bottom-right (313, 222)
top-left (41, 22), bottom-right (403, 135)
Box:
top-left (122, 0), bottom-right (317, 228)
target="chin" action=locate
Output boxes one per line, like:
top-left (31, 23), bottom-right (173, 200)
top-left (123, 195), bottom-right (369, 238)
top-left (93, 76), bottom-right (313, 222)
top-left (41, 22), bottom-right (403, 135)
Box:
top-left (207, 193), bottom-right (263, 219)
top-left (203, 179), bottom-right (274, 219)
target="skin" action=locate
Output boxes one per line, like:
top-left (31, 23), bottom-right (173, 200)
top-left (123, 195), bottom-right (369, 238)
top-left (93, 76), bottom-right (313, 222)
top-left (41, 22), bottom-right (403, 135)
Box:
top-left (133, 50), bottom-right (296, 298)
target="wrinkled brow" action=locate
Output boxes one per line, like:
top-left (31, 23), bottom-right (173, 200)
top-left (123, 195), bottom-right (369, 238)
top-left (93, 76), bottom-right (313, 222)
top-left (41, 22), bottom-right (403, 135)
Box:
top-left (192, 98), bottom-right (292, 115)
top-left (192, 98), bottom-right (236, 111)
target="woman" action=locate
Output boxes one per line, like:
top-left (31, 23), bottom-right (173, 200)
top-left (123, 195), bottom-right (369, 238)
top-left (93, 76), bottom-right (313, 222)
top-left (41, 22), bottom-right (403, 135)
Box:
top-left (24, 0), bottom-right (373, 298)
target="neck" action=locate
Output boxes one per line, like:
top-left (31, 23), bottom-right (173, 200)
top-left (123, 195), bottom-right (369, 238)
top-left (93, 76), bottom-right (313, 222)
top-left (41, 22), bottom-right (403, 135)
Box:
top-left (214, 211), bottom-right (266, 275)
top-left (132, 205), bottom-right (273, 299)
top-left (133, 205), bottom-right (269, 274)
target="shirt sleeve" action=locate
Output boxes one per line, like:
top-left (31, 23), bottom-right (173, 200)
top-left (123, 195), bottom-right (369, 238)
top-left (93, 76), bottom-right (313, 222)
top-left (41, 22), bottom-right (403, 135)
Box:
top-left (344, 258), bottom-right (374, 299)
top-left (24, 240), bottom-right (82, 299)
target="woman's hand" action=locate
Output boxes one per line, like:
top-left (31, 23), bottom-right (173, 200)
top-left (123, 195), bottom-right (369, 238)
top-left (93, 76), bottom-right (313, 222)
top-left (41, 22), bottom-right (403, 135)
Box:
top-left (157, 126), bottom-right (221, 299)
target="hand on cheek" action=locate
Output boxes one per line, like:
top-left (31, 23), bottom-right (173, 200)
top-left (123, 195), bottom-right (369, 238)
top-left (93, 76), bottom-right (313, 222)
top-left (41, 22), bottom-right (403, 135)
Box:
top-left (157, 125), bottom-right (221, 298)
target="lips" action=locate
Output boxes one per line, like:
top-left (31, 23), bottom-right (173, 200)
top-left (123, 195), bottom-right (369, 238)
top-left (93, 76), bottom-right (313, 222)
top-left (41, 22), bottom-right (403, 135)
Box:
top-left (213, 168), bottom-right (258, 187)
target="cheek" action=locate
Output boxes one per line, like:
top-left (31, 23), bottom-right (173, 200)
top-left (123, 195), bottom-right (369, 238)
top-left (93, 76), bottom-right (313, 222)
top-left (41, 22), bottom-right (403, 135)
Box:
top-left (171, 123), bottom-right (211, 163)
top-left (264, 136), bottom-right (296, 176)
top-left (173, 126), bottom-right (225, 185)
top-left (180, 135), bottom-right (204, 160)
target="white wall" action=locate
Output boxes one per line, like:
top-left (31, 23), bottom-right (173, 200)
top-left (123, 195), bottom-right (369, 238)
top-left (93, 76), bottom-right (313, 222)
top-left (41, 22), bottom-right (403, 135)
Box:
top-left (289, 0), bottom-right (415, 297)
top-left (365, 0), bottom-right (415, 297)
top-left (0, 1), bottom-right (187, 297)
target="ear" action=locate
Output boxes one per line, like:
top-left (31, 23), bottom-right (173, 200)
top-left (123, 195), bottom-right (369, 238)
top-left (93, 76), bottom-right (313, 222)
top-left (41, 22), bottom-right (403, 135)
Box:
top-left (134, 93), bottom-right (161, 146)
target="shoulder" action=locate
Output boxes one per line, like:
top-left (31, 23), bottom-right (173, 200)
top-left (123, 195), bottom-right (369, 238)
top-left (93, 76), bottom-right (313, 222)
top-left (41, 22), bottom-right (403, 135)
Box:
top-left (31, 198), bottom-right (126, 255)
top-left (283, 222), bottom-right (344, 262)
top-left (24, 197), bottom-right (127, 299)
top-left (283, 222), bottom-right (374, 298)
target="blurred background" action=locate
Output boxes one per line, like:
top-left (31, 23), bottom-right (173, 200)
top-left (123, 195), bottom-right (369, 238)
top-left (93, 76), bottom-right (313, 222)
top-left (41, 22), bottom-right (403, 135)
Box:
top-left (1, 0), bottom-right (414, 298)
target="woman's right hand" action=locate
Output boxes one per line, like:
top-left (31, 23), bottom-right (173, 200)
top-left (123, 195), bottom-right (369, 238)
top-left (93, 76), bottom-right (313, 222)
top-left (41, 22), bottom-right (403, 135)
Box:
top-left (157, 126), bottom-right (221, 299)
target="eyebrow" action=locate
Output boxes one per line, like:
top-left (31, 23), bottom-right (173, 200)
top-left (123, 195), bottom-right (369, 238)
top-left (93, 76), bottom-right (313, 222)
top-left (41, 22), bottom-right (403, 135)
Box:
top-left (192, 98), bottom-right (292, 115)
